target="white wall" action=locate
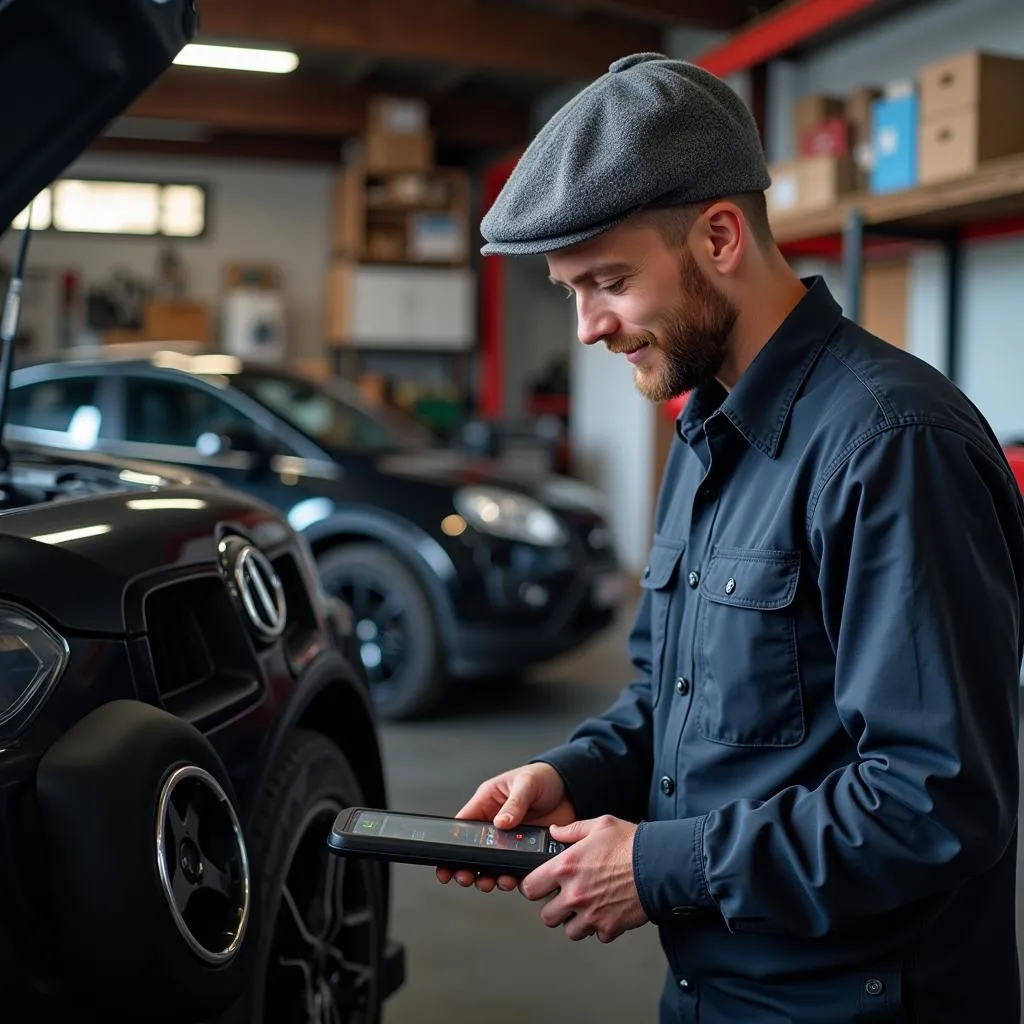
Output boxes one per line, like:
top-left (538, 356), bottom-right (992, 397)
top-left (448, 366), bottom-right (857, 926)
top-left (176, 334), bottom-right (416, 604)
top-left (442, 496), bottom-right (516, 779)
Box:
top-left (771, 0), bottom-right (1024, 439)
top-left (0, 151), bottom-right (335, 360)
top-left (570, 338), bottom-right (656, 573)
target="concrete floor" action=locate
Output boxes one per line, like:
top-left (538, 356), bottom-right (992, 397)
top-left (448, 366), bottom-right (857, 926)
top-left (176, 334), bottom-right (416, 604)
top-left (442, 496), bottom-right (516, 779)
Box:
top-left (378, 601), bottom-right (1024, 1023)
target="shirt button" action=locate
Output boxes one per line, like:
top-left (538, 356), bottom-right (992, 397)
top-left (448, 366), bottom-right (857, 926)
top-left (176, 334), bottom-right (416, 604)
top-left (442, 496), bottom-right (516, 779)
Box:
top-left (864, 978), bottom-right (884, 997)
top-left (642, 565), bottom-right (651, 580)
top-left (725, 577), bottom-right (736, 595)
top-left (675, 677), bottom-right (690, 696)
top-left (687, 570), bottom-right (700, 588)
top-left (679, 978), bottom-right (692, 992)
top-left (659, 775), bottom-right (675, 796)
top-left (703, 487), bottom-right (717, 502)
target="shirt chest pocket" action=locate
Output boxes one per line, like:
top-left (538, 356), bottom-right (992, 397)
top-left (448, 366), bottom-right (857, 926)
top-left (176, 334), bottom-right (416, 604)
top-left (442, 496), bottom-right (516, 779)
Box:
top-left (696, 547), bottom-right (805, 748)
top-left (639, 539), bottom-right (685, 708)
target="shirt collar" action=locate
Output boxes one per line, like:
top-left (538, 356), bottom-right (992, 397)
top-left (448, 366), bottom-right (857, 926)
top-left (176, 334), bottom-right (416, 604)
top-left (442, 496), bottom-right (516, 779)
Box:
top-left (678, 276), bottom-right (843, 459)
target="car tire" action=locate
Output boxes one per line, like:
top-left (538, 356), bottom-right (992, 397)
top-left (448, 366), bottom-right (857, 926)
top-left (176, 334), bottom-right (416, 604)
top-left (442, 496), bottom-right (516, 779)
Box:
top-left (35, 699), bottom-right (254, 1022)
top-left (221, 729), bottom-right (385, 1024)
top-left (318, 542), bottom-right (447, 720)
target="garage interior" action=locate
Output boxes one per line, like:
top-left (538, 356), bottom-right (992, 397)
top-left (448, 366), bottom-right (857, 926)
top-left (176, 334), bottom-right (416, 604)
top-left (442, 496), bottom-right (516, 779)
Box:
top-left (5, 0), bottom-right (1024, 1019)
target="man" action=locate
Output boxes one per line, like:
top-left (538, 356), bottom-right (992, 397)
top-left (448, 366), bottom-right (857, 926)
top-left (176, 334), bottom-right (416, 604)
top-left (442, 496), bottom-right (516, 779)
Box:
top-left (438, 53), bottom-right (1024, 1023)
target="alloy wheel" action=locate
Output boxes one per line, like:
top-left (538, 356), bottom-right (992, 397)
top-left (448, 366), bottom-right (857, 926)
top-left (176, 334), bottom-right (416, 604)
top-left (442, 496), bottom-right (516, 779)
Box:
top-left (263, 798), bottom-right (380, 1024)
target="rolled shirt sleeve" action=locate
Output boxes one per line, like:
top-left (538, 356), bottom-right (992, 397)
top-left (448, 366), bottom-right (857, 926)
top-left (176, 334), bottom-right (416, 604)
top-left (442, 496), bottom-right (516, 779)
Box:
top-left (633, 423), bottom-right (1024, 934)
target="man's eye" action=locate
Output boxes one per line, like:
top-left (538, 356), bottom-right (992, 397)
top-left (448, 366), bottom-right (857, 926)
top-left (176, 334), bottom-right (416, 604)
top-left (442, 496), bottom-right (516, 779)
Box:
top-left (603, 279), bottom-right (625, 295)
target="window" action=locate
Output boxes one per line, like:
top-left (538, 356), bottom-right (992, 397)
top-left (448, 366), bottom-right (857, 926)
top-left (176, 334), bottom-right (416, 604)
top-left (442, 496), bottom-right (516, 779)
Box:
top-left (12, 179), bottom-right (206, 237)
top-left (7, 378), bottom-right (103, 448)
top-left (124, 378), bottom-right (253, 451)
top-left (230, 372), bottom-right (433, 453)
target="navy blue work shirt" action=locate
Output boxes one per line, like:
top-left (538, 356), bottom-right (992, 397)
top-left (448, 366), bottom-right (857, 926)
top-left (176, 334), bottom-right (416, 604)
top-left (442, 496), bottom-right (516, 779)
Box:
top-left (537, 278), bottom-right (1024, 1023)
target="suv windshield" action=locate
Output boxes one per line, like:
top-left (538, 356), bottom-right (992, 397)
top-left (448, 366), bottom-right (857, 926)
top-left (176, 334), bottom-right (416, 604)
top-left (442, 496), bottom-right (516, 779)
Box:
top-left (229, 371), bottom-right (437, 453)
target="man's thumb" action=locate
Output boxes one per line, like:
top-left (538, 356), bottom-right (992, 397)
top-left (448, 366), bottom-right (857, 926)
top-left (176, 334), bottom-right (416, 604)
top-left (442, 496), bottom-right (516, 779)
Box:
top-left (549, 819), bottom-right (588, 842)
top-left (494, 776), bottom-right (533, 829)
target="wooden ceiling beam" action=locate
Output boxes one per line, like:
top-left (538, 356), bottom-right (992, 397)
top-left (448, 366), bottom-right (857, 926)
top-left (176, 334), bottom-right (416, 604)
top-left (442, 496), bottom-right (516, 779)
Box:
top-left (128, 68), bottom-right (531, 150)
top-left (195, 0), bottom-right (663, 80)
top-left (539, 0), bottom-right (758, 29)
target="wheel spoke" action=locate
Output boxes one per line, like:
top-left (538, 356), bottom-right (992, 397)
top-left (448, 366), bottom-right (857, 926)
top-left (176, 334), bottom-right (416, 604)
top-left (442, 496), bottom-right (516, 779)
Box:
top-left (171, 865), bottom-right (195, 912)
top-left (167, 799), bottom-right (188, 848)
top-left (281, 882), bottom-right (320, 951)
top-left (349, 579), bottom-right (371, 620)
top-left (316, 852), bottom-right (344, 942)
top-left (182, 801), bottom-right (200, 840)
top-left (374, 590), bottom-right (404, 629)
top-left (200, 857), bottom-right (233, 899)
top-left (278, 956), bottom-right (316, 1017)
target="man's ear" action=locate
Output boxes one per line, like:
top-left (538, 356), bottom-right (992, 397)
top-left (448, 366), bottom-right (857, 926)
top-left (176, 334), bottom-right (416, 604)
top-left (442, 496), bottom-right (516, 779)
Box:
top-left (701, 203), bottom-right (744, 275)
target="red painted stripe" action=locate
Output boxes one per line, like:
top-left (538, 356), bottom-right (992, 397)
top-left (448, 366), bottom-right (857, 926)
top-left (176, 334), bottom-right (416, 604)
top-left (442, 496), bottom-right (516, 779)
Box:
top-left (696, 0), bottom-right (884, 78)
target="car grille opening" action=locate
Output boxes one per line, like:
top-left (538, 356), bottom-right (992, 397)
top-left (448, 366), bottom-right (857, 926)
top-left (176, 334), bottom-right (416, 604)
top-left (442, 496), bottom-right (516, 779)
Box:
top-left (144, 576), bottom-right (262, 721)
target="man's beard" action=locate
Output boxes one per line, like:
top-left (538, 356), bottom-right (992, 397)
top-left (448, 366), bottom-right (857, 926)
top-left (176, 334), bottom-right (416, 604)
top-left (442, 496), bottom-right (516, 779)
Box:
top-left (609, 251), bottom-right (738, 403)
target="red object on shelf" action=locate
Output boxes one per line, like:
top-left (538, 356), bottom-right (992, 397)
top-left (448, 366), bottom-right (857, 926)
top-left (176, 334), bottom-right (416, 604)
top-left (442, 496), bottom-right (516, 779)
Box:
top-left (527, 393), bottom-right (570, 418)
top-left (695, 0), bottom-right (884, 79)
top-left (801, 117), bottom-right (851, 158)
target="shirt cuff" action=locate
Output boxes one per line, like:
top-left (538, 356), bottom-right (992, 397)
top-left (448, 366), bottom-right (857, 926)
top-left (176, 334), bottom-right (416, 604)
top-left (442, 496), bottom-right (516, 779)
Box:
top-left (529, 748), bottom-right (611, 822)
top-left (632, 815), bottom-right (717, 924)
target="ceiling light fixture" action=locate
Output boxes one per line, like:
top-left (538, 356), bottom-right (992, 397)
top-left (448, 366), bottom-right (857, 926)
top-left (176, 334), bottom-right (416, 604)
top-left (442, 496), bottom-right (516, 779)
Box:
top-left (173, 43), bottom-right (299, 74)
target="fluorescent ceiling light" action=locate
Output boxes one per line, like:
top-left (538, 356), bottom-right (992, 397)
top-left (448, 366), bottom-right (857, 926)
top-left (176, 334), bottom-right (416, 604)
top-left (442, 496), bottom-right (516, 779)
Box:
top-left (173, 43), bottom-right (299, 74)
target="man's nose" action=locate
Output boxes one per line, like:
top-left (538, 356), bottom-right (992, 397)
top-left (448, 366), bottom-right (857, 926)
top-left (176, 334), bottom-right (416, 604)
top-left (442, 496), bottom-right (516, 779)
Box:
top-left (576, 298), bottom-right (618, 346)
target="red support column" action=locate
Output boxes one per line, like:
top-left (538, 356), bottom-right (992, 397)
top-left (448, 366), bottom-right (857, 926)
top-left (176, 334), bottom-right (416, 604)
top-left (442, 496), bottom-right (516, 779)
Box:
top-left (478, 152), bottom-right (521, 419)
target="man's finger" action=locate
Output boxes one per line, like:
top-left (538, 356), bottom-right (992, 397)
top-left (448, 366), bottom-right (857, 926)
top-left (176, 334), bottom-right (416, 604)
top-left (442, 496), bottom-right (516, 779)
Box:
top-left (475, 876), bottom-right (498, 893)
top-left (494, 774), bottom-right (534, 829)
top-left (436, 867), bottom-right (454, 884)
top-left (453, 870), bottom-right (478, 887)
top-left (496, 875), bottom-right (519, 892)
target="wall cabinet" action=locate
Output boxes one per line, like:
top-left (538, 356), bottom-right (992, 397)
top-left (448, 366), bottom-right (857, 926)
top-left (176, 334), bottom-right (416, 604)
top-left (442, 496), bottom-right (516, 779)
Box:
top-left (326, 261), bottom-right (475, 351)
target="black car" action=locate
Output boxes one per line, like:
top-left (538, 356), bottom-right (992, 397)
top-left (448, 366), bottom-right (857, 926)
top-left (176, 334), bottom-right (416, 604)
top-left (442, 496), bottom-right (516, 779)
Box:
top-left (8, 350), bottom-right (628, 720)
top-left (0, 2), bottom-right (402, 1020)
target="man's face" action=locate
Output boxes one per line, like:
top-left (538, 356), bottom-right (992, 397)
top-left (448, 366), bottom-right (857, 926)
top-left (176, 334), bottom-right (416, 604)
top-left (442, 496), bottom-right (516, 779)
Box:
top-left (546, 219), bottom-right (737, 402)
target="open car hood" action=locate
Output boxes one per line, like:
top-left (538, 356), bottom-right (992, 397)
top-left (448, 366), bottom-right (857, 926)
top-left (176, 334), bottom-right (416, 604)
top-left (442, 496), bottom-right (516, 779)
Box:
top-left (0, 0), bottom-right (196, 230)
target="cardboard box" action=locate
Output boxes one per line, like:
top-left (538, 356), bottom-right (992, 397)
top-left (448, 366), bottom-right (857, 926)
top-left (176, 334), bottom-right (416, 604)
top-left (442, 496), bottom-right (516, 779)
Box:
top-left (793, 93), bottom-right (845, 154)
top-left (919, 50), bottom-right (1024, 122)
top-left (365, 130), bottom-right (435, 173)
top-left (919, 106), bottom-right (1024, 184)
top-left (142, 300), bottom-right (210, 344)
top-left (365, 95), bottom-right (434, 172)
top-left (845, 86), bottom-right (883, 148)
top-left (767, 155), bottom-right (858, 217)
top-left (845, 86), bottom-right (883, 188)
top-left (799, 154), bottom-right (859, 210)
top-left (368, 96), bottom-right (429, 136)
top-left (870, 89), bottom-right (918, 194)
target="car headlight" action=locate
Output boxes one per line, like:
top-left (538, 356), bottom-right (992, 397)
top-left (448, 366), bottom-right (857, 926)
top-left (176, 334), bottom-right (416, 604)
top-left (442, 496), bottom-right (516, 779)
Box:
top-left (0, 603), bottom-right (69, 732)
top-left (454, 486), bottom-right (569, 547)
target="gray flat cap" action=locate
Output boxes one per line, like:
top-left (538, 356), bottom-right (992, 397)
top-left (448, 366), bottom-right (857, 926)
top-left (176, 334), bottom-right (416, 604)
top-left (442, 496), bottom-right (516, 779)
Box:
top-left (481, 52), bottom-right (771, 256)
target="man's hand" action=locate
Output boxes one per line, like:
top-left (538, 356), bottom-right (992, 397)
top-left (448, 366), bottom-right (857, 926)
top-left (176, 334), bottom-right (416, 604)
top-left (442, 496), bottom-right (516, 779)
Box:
top-left (520, 815), bottom-right (648, 943)
top-left (435, 763), bottom-right (575, 893)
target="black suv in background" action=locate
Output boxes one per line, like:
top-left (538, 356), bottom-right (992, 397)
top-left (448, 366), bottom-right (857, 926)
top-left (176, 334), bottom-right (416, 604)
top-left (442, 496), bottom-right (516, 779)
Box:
top-left (8, 351), bottom-right (628, 720)
top-left (0, 2), bottom-right (402, 1020)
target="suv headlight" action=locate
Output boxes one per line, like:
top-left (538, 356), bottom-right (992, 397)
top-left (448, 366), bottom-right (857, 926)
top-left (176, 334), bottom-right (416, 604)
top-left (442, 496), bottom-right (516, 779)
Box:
top-left (454, 486), bottom-right (568, 547)
top-left (0, 603), bottom-right (69, 732)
